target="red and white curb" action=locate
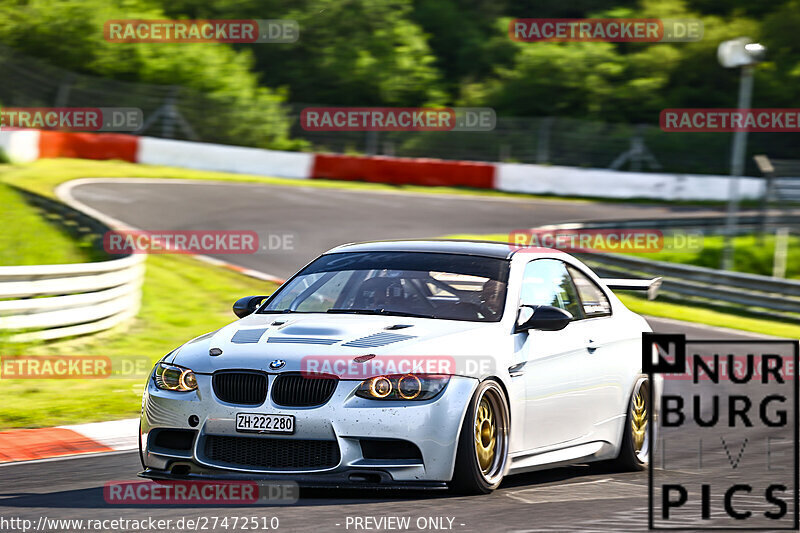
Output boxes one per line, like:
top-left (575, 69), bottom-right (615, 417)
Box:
top-left (0, 129), bottom-right (766, 201)
top-left (0, 418), bottom-right (138, 464)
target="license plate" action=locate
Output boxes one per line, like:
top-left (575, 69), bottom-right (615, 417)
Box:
top-left (236, 413), bottom-right (295, 434)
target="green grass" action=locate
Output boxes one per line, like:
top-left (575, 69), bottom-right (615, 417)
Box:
top-left (618, 293), bottom-right (800, 339)
top-left (622, 233), bottom-right (800, 279)
top-left (0, 254), bottom-right (277, 429)
top-left (445, 232), bottom-right (800, 340)
top-left (0, 183), bottom-right (102, 266)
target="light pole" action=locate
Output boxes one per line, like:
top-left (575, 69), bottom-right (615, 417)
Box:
top-left (717, 37), bottom-right (766, 270)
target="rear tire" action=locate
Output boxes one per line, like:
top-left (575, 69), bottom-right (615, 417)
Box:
top-left (611, 377), bottom-right (651, 471)
top-left (450, 380), bottom-right (509, 494)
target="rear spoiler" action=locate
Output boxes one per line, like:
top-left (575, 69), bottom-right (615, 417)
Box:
top-left (602, 277), bottom-right (662, 300)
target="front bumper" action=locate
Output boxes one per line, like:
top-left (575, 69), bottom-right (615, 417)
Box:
top-left (140, 373), bottom-right (476, 485)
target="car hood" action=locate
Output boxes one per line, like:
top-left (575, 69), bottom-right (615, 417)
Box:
top-left (166, 312), bottom-right (505, 379)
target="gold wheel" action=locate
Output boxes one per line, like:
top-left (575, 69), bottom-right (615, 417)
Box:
top-left (630, 379), bottom-right (650, 463)
top-left (466, 381), bottom-right (508, 487)
top-left (475, 397), bottom-right (496, 473)
top-left (631, 395), bottom-right (647, 451)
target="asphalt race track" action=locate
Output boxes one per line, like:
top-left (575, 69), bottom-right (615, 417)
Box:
top-left (68, 180), bottom-right (723, 279)
top-left (0, 180), bottom-right (792, 532)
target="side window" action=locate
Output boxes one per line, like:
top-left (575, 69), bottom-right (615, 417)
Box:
top-left (567, 265), bottom-right (612, 318)
top-left (520, 259), bottom-right (582, 319)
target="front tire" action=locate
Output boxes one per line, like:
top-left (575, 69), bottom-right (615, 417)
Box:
top-left (450, 380), bottom-right (509, 494)
top-left (612, 376), bottom-right (651, 471)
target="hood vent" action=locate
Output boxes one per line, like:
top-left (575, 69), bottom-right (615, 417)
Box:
top-left (266, 337), bottom-right (340, 345)
top-left (231, 328), bottom-right (268, 344)
top-left (280, 325), bottom-right (342, 336)
top-left (342, 332), bottom-right (416, 348)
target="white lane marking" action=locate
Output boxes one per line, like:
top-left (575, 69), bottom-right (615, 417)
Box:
top-left (73, 189), bottom-right (134, 203)
top-left (505, 478), bottom-right (646, 505)
top-left (652, 466), bottom-right (702, 475)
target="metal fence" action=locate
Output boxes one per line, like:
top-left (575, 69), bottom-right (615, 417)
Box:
top-left (585, 252), bottom-right (800, 321)
top-left (537, 215), bottom-right (800, 322)
top-left (4, 44), bottom-right (800, 176)
top-left (0, 188), bottom-right (144, 342)
top-left (756, 157), bottom-right (800, 204)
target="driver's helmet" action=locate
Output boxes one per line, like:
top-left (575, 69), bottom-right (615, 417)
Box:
top-left (480, 279), bottom-right (505, 314)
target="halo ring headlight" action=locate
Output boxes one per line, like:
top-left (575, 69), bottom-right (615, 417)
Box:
top-left (179, 370), bottom-right (197, 391)
top-left (369, 376), bottom-right (393, 398)
top-left (398, 374), bottom-right (422, 400)
top-left (154, 363), bottom-right (198, 392)
top-left (356, 373), bottom-right (450, 401)
top-left (162, 367), bottom-right (182, 389)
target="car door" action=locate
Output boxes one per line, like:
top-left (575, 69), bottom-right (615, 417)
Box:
top-left (564, 264), bottom-right (621, 428)
top-left (515, 259), bottom-right (608, 450)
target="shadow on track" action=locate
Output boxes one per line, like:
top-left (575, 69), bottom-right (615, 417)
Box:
top-left (0, 462), bottom-right (639, 509)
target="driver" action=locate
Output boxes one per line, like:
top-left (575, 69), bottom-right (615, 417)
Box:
top-left (480, 280), bottom-right (505, 317)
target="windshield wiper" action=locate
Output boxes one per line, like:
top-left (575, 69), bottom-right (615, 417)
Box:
top-left (326, 308), bottom-right (435, 319)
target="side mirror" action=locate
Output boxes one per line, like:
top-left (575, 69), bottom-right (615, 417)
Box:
top-left (233, 295), bottom-right (270, 318)
top-left (515, 305), bottom-right (573, 333)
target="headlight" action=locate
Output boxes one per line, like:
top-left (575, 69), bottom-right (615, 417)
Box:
top-left (153, 363), bottom-right (198, 392)
top-left (356, 374), bottom-right (450, 401)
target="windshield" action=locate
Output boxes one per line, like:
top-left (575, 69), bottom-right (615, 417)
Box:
top-left (261, 251), bottom-right (509, 322)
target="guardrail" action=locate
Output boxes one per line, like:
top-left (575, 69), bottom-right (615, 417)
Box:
top-left (538, 214), bottom-right (800, 322)
top-left (538, 213), bottom-right (800, 233)
top-left (0, 187), bottom-right (144, 342)
top-left (581, 253), bottom-right (800, 321)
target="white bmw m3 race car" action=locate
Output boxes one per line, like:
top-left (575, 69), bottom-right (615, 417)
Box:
top-left (140, 240), bottom-right (660, 493)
